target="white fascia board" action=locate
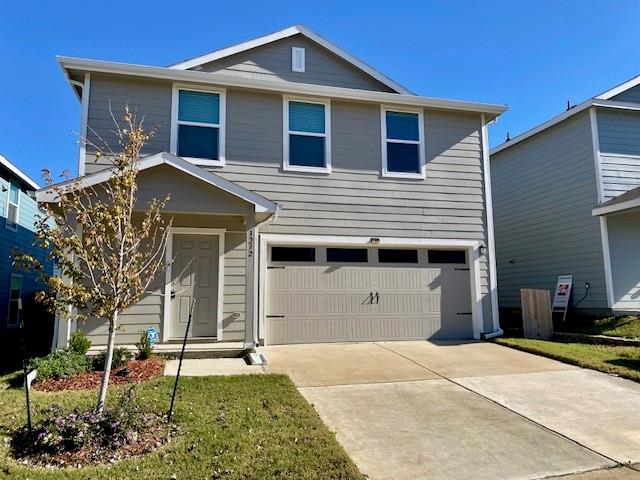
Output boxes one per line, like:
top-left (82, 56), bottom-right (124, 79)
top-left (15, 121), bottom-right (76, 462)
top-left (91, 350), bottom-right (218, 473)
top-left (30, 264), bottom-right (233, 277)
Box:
top-left (491, 100), bottom-right (595, 155)
top-left (0, 154), bottom-right (40, 190)
top-left (169, 26), bottom-right (301, 70)
top-left (592, 99), bottom-right (640, 112)
top-left (592, 197), bottom-right (640, 216)
top-left (36, 152), bottom-right (277, 213)
top-left (492, 97), bottom-right (640, 157)
top-left (594, 75), bottom-right (640, 100)
top-left (168, 24), bottom-right (413, 95)
top-left (57, 56), bottom-right (507, 117)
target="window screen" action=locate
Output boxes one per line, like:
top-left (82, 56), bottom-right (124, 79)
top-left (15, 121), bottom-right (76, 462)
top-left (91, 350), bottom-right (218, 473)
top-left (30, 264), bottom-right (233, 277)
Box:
top-left (271, 247), bottom-right (316, 262)
top-left (385, 111), bottom-right (421, 173)
top-left (327, 248), bottom-right (368, 263)
top-left (428, 250), bottom-right (466, 264)
top-left (287, 101), bottom-right (327, 168)
top-left (177, 90), bottom-right (220, 160)
top-left (378, 249), bottom-right (419, 263)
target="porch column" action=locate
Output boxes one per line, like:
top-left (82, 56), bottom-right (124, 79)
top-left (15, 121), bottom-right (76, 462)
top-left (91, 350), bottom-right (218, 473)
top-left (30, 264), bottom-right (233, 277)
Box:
top-left (244, 220), bottom-right (258, 350)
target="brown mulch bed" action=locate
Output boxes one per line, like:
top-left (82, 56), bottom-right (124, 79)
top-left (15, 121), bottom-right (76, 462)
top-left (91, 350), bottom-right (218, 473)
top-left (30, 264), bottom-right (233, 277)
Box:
top-left (14, 423), bottom-right (176, 469)
top-left (33, 357), bottom-right (165, 392)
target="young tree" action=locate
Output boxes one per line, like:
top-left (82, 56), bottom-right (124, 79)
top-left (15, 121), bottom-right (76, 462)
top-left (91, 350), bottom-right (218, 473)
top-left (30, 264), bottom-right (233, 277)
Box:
top-left (16, 108), bottom-right (171, 413)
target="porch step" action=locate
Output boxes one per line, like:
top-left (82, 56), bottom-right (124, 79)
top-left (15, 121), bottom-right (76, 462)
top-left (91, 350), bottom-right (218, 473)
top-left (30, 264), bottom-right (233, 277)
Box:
top-left (86, 341), bottom-right (249, 359)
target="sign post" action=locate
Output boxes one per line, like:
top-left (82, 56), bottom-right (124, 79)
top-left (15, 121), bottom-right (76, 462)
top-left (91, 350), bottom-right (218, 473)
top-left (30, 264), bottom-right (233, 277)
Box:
top-left (552, 275), bottom-right (573, 323)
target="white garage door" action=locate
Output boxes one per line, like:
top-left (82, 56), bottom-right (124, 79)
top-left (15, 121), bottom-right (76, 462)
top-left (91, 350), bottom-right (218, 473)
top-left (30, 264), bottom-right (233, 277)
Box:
top-left (266, 246), bottom-right (473, 345)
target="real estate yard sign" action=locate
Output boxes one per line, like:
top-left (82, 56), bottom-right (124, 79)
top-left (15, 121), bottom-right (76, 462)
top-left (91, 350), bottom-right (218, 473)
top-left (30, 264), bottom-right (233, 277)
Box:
top-left (552, 275), bottom-right (573, 322)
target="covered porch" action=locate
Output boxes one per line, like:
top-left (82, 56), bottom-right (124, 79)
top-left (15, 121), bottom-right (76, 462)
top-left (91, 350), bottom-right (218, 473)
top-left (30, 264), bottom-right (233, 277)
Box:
top-left (37, 152), bottom-right (277, 352)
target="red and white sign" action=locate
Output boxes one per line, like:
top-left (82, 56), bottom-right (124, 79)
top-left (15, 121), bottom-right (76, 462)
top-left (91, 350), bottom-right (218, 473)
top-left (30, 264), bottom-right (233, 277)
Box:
top-left (552, 275), bottom-right (573, 309)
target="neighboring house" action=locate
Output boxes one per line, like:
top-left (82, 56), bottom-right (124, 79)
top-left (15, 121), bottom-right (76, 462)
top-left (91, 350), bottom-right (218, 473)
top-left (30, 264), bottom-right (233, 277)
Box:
top-left (491, 76), bottom-right (640, 316)
top-left (40, 25), bottom-right (507, 351)
top-left (0, 154), bottom-right (51, 335)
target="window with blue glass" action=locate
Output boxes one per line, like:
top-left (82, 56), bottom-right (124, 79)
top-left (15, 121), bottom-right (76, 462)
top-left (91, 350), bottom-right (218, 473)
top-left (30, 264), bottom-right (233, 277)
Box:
top-left (5, 182), bottom-right (19, 230)
top-left (175, 89), bottom-right (223, 163)
top-left (285, 100), bottom-right (330, 171)
top-left (383, 109), bottom-right (424, 176)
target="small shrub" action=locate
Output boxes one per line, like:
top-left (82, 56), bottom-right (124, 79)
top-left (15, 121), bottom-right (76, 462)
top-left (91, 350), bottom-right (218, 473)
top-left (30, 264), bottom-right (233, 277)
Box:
top-left (28, 350), bottom-right (92, 380)
top-left (93, 347), bottom-right (132, 371)
top-left (68, 330), bottom-right (92, 355)
top-left (135, 330), bottom-right (154, 360)
top-left (10, 388), bottom-right (169, 465)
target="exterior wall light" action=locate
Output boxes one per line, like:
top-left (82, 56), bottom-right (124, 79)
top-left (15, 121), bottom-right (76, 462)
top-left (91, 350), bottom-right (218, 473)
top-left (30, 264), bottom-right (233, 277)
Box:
top-left (370, 237), bottom-right (380, 245)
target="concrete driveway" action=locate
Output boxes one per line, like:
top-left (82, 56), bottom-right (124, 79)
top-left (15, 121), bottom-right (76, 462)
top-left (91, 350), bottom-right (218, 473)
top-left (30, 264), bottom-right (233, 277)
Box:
top-left (260, 341), bottom-right (640, 480)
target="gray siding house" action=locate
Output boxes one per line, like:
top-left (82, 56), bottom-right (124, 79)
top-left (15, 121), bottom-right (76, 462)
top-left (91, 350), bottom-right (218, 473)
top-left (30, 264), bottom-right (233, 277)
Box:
top-left (40, 25), bottom-right (506, 351)
top-left (491, 77), bottom-right (640, 316)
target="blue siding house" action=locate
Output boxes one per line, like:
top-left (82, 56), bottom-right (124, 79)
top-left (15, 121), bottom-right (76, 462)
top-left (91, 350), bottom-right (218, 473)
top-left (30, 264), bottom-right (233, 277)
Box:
top-left (0, 154), bottom-right (53, 351)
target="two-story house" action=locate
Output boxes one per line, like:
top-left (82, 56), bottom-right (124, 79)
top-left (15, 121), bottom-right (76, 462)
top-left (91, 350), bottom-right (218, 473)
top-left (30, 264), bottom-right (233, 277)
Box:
top-left (0, 154), bottom-right (53, 350)
top-left (39, 25), bottom-right (507, 352)
top-left (491, 76), bottom-right (640, 317)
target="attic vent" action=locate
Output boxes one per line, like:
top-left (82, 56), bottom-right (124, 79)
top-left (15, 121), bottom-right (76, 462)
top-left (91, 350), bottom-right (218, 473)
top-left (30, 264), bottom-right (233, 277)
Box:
top-left (292, 47), bottom-right (305, 73)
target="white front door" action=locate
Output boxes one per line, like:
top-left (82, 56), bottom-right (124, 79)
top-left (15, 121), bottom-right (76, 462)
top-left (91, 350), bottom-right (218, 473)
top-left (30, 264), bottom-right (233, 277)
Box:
top-left (170, 234), bottom-right (219, 338)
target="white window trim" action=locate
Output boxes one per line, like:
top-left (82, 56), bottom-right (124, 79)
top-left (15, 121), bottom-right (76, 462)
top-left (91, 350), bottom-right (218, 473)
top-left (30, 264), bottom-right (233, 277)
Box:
top-left (381, 105), bottom-right (426, 179)
top-left (5, 181), bottom-right (19, 231)
top-left (7, 273), bottom-right (23, 328)
top-left (283, 96), bottom-right (332, 174)
top-left (291, 47), bottom-right (305, 72)
top-left (170, 83), bottom-right (226, 167)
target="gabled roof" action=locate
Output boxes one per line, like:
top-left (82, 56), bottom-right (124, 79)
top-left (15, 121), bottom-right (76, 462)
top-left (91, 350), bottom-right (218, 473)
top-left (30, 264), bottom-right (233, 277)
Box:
top-left (592, 186), bottom-right (640, 216)
top-left (36, 152), bottom-right (278, 214)
top-left (0, 154), bottom-right (40, 190)
top-left (168, 24), bottom-right (414, 95)
top-left (58, 56), bottom-right (507, 119)
top-left (491, 74), bottom-right (640, 156)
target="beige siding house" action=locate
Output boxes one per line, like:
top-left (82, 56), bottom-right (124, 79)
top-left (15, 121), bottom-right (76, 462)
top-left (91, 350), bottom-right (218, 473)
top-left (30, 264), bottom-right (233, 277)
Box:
top-left (491, 77), bottom-right (640, 316)
top-left (41, 25), bottom-right (506, 352)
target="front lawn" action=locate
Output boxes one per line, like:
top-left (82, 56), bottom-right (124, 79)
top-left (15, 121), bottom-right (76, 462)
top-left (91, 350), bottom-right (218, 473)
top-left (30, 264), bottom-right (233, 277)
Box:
top-left (495, 338), bottom-right (640, 382)
top-left (564, 315), bottom-right (640, 339)
top-left (0, 373), bottom-right (363, 479)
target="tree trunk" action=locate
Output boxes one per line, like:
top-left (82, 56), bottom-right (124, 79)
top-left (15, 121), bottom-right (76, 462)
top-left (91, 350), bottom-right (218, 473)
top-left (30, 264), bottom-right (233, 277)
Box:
top-left (95, 312), bottom-right (118, 414)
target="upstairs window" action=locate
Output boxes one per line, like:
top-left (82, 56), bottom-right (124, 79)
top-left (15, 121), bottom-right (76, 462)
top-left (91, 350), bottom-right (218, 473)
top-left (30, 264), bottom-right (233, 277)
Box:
top-left (5, 183), bottom-right (19, 230)
top-left (382, 108), bottom-right (425, 179)
top-left (284, 98), bottom-right (331, 173)
top-left (171, 86), bottom-right (226, 166)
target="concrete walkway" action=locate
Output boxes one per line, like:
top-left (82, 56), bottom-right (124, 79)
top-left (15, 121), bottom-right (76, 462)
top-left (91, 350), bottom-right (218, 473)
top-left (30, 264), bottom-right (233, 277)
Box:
top-left (260, 341), bottom-right (640, 480)
top-left (164, 358), bottom-right (264, 376)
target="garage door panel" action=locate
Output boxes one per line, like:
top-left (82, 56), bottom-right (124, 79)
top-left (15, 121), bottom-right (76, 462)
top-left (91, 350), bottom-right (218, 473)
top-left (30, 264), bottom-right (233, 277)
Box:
top-left (266, 247), bottom-right (473, 344)
top-left (266, 314), bottom-right (435, 345)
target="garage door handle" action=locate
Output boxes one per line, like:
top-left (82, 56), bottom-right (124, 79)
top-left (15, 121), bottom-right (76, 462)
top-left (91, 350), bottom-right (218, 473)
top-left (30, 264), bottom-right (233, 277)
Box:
top-left (266, 315), bottom-right (285, 318)
top-left (267, 266), bottom-right (285, 269)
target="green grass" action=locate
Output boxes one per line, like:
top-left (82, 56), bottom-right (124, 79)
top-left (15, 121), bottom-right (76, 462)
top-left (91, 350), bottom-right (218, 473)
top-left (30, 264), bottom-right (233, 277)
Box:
top-left (495, 337), bottom-right (640, 382)
top-left (565, 315), bottom-right (640, 339)
top-left (0, 373), bottom-right (364, 479)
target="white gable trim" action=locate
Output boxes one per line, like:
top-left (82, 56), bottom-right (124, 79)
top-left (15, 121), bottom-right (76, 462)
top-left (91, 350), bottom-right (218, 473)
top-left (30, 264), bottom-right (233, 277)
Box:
top-left (595, 75), bottom-right (640, 100)
top-left (0, 154), bottom-right (39, 190)
top-left (168, 24), bottom-right (413, 95)
top-left (36, 152), bottom-right (277, 213)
